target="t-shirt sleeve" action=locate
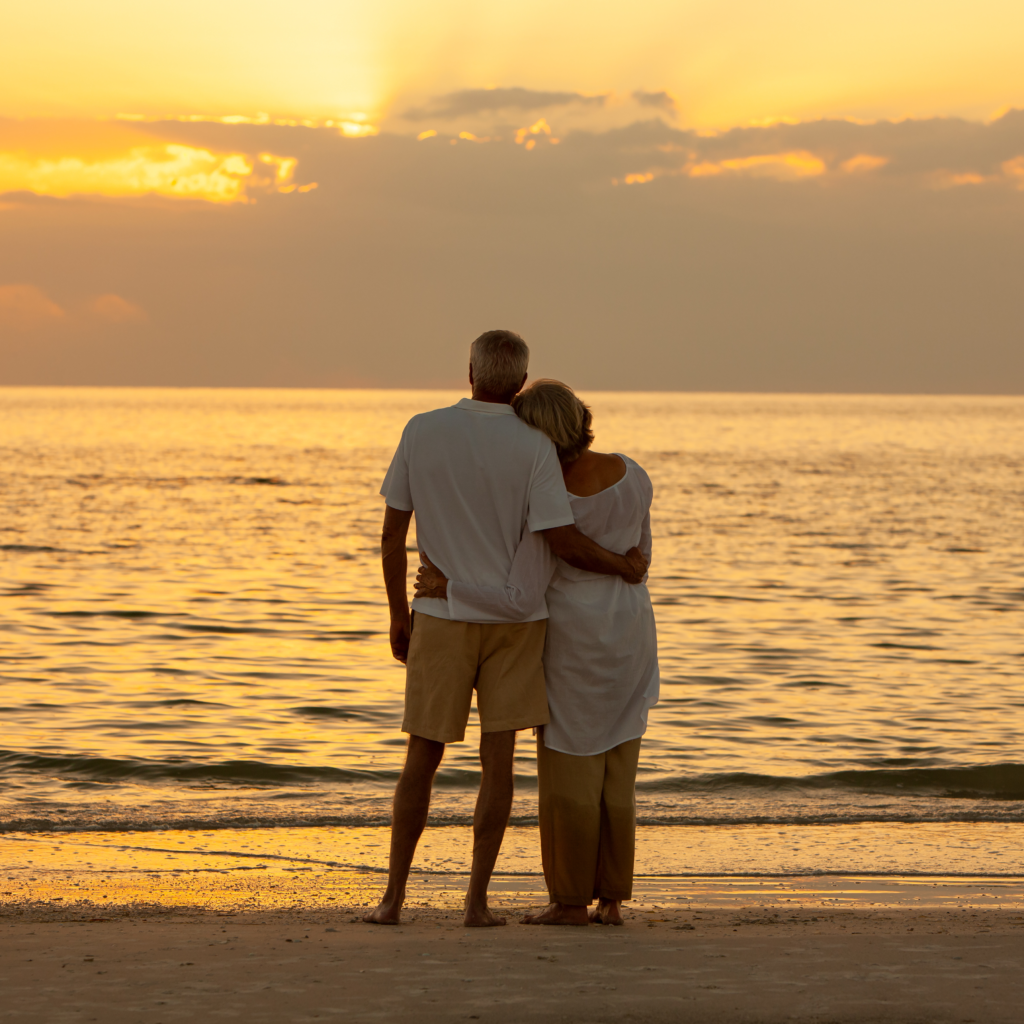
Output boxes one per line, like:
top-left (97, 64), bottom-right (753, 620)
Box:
top-left (379, 422), bottom-right (414, 511)
top-left (525, 441), bottom-right (574, 532)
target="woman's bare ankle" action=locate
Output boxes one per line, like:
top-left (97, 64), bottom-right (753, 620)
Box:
top-left (589, 899), bottom-right (624, 925)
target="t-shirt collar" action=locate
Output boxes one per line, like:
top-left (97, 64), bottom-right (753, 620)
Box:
top-left (455, 397), bottom-right (517, 416)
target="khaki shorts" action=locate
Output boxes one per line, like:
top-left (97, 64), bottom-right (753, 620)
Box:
top-left (403, 612), bottom-right (549, 744)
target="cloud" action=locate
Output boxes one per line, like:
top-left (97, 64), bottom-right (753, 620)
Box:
top-left (0, 145), bottom-right (255, 203)
top-left (401, 87), bottom-right (606, 121)
top-left (632, 89), bottom-right (676, 112)
top-left (685, 150), bottom-right (826, 180)
top-left (0, 284), bottom-right (147, 337)
top-left (0, 119), bottom-right (317, 204)
top-left (0, 284), bottom-right (65, 331)
top-left (89, 293), bottom-right (147, 323)
top-left (597, 111), bottom-right (1024, 189)
top-left (841, 154), bottom-right (889, 173)
top-left (1003, 155), bottom-right (1024, 188)
top-left (3, 110), bottom-right (1024, 391)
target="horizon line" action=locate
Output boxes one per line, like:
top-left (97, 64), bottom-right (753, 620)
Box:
top-left (2, 384), bottom-right (1022, 399)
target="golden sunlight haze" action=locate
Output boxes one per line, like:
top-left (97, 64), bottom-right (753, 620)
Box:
top-left (4, 0), bottom-right (1024, 126)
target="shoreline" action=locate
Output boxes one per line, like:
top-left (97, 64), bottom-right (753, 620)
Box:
top-left (4, 823), bottom-right (1024, 917)
top-left (4, 866), bottom-right (1023, 918)
top-left (3, 821), bottom-right (1022, 878)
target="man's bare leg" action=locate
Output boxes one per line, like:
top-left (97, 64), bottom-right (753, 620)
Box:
top-left (589, 898), bottom-right (624, 925)
top-left (522, 902), bottom-right (590, 926)
top-left (464, 729), bottom-right (516, 927)
top-left (364, 735), bottom-right (445, 925)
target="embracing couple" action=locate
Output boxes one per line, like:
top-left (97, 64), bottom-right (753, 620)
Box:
top-left (365, 329), bottom-right (659, 928)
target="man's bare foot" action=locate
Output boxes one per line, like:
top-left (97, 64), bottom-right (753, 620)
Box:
top-left (363, 896), bottom-right (402, 925)
top-left (464, 904), bottom-right (507, 927)
top-left (588, 899), bottom-right (624, 925)
top-left (521, 902), bottom-right (589, 926)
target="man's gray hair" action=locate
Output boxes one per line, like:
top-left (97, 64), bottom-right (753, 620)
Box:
top-left (470, 330), bottom-right (530, 396)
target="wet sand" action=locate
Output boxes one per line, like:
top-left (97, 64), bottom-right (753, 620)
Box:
top-left (4, 854), bottom-right (1024, 1024)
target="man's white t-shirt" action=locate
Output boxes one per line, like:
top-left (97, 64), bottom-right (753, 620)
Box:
top-left (380, 397), bottom-right (574, 623)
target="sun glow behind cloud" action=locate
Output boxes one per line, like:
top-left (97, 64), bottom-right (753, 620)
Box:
top-left (3, 1), bottom-right (1024, 134)
top-left (841, 154), bottom-right (890, 174)
top-left (613, 150), bottom-right (830, 186)
top-left (0, 120), bottom-right (315, 203)
top-left (687, 151), bottom-right (827, 180)
top-left (0, 146), bottom-right (254, 202)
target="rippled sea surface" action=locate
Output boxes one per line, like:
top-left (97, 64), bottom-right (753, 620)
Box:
top-left (2, 388), bottom-right (1023, 847)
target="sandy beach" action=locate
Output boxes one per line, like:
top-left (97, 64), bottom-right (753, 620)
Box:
top-left (3, 839), bottom-right (1023, 1024)
top-left (4, 900), bottom-right (1023, 1023)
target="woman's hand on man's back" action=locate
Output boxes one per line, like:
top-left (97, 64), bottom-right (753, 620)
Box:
top-left (415, 552), bottom-right (449, 600)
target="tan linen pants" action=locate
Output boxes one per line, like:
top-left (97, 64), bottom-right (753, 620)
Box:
top-left (536, 733), bottom-right (642, 906)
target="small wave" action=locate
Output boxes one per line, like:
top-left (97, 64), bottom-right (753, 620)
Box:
top-left (45, 610), bottom-right (162, 619)
top-left (1, 543), bottom-right (68, 554)
top-left (3, 750), bottom-right (1022, 800)
top-left (871, 641), bottom-right (941, 650)
top-left (779, 680), bottom-right (848, 689)
top-left (162, 622), bottom-right (274, 635)
top-left (289, 706), bottom-right (385, 721)
top-left (0, 749), bottom-right (518, 793)
top-left (637, 763), bottom-right (1024, 800)
top-left (0, 750), bottom-right (398, 786)
top-left (138, 699), bottom-right (230, 708)
top-left (4, 806), bottom-right (1024, 835)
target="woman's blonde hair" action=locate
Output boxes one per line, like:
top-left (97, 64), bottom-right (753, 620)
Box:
top-left (512, 379), bottom-right (594, 463)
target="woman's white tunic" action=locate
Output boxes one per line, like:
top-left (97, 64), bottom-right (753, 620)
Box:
top-left (447, 454), bottom-right (659, 756)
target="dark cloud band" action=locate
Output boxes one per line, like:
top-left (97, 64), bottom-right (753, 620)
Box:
top-left (401, 87), bottom-right (606, 121)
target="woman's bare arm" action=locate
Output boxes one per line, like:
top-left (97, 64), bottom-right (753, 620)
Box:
top-left (542, 524), bottom-right (647, 583)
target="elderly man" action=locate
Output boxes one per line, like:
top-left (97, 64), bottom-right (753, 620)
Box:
top-left (364, 330), bottom-right (645, 927)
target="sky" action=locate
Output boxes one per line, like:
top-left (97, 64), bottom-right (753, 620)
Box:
top-left (2, 0), bottom-right (1024, 391)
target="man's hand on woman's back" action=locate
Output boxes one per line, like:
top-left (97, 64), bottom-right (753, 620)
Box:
top-left (622, 546), bottom-right (649, 585)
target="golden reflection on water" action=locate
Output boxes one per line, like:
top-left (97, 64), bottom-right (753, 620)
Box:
top-left (1, 388), bottom-right (1023, 837)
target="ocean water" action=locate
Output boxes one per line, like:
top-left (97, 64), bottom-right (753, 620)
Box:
top-left (2, 387), bottom-right (1023, 867)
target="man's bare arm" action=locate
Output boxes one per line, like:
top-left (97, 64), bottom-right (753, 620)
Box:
top-left (542, 524), bottom-right (647, 584)
top-left (382, 505), bottom-right (414, 663)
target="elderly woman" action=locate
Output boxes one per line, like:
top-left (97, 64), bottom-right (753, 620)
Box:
top-left (415, 380), bottom-right (659, 926)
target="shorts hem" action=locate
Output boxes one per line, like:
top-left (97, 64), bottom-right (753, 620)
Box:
top-left (480, 714), bottom-right (549, 734)
top-left (401, 722), bottom-right (464, 744)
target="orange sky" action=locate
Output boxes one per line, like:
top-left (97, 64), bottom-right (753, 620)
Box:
top-left (4, 0), bottom-right (1024, 203)
top-left (4, 0), bottom-right (1024, 129)
top-left (3, 1), bottom-right (1024, 392)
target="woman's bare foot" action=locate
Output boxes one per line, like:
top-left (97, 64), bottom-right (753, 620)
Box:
top-left (521, 902), bottom-right (589, 926)
top-left (589, 899), bottom-right (624, 925)
top-left (363, 895), bottom-right (402, 925)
